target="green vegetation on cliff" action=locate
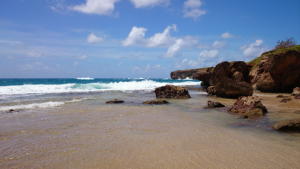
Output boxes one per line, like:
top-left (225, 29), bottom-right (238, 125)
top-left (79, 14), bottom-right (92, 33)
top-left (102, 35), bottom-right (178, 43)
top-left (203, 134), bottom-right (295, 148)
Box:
top-left (247, 45), bottom-right (300, 71)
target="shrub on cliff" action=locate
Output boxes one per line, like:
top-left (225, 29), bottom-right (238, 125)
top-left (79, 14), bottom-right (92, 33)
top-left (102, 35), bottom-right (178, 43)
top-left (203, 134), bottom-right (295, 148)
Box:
top-left (274, 37), bottom-right (297, 50)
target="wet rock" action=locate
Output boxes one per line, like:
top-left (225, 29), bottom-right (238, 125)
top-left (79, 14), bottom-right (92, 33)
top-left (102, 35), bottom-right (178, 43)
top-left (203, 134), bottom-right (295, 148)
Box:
top-left (276, 95), bottom-right (285, 98)
top-left (106, 99), bottom-right (124, 104)
top-left (6, 109), bottom-right (15, 113)
top-left (281, 98), bottom-right (292, 103)
top-left (228, 96), bottom-right (268, 118)
top-left (295, 94), bottom-right (300, 99)
top-left (204, 100), bottom-right (225, 108)
top-left (273, 118), bottom-right (300, 132)
top-left (142, 100), bottom-right (169, 104)
top-left (207, 86), bottom-right (216, 95)
top-left (154, 85), bottom-right (191, 99)
top-left (292, 87), bottom-right (300, 96)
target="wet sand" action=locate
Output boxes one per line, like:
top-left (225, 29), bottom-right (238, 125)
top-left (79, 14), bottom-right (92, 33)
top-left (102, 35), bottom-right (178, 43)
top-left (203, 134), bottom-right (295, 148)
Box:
top-left (1, 91), bottom-right (300, 168)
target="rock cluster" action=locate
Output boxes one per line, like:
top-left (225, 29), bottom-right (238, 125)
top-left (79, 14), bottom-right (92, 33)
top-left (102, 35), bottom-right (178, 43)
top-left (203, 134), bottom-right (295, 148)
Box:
top-left (195, 61), bottom-right (253, 98)
top-left (228, 96), bottom-right (268, 118)
top-left (154, 85), bottom-right (191, 99)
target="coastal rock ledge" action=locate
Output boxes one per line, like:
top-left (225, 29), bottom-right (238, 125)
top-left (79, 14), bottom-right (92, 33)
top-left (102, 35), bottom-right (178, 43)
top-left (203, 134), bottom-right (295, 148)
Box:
top-left (228, 96), bottom-right (268, 119)
top-left (273, 118), bottom-right (300, 132)
top-left (154, 85), bottom-right (191, 99)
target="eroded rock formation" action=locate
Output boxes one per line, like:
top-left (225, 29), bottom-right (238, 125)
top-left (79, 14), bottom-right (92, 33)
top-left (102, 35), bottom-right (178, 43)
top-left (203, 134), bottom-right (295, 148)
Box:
top-left (154, 85), bottom-right (191, 99)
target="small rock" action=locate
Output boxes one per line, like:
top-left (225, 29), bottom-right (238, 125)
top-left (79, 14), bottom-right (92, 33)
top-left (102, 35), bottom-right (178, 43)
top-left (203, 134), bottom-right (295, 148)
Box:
top-left (6, 109), bottom-right (15, 113)
top-left (276, 95), bottom-right (285, 98)
top-left (228, 96), bottom-right (268, 118)
top-left (292, 87), bottom-right (300, 96)
top-left (204, 100), bottom-right (225, 108)
top-left (272, 118), bottom-right (300, 132)
top-left (106, 99), bottom-right (124, 104)
top-left (142, 100), bottom-right (169, 104)
top-left (295, 94), bottom-right (300, 99)
top-left (281, 98), bottom-right (292, 103)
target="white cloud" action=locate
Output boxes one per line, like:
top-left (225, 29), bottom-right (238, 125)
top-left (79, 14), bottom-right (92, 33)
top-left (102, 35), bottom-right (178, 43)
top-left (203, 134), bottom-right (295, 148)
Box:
top-left (122, 25), bottom-right (177, 47)
top-left (220, 32), bottom-right (235, 38)
top-left (22, 62), bottom-right (43, 70)
top-left (133, 66), bottom-right (140, 71)
top-left (238, 44), bottom-right (248, 50)
top-left (164, 39), bottom-right (184, 58)
top-left (122, 27), bottom-right (148, 46)
top-left (74, 62), bottom-right (79, 66)
top-left (87, 33), bottom-right (105, 43)
top-left (75, 55), bottom-right (87, 59)
top-left (27, 51), bottom-right (43, 58)
top-left (69, 0), bottom-right (119, 15)
top-left (118, 61), bottom-right (122, 66)
top-left (212, 40), bottom-right (226, 49)
top-left (130, 0), bottom-right (169, 8)
top-left (183, 0), bottom-right (206, 19)
top-left (198, 50), bottom-right (219, 61)
top-left (174, 59), bottom-right (199, 69)
top-left (242, 39), bottom-right (268, 58)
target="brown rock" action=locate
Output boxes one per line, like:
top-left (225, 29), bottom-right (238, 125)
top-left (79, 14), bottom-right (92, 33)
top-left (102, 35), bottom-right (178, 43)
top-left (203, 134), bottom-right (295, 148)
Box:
top-left (143, 100), bottom-right (169, 104)
top-left (295, 94), bottom-right (300, 99)
top-left (230, 61), bottom-right (249, 82)
top-left (228, 96), bottom-right (268, 118)
top-left (250, 50), bottom-right (300, 92)
top-left (292, 87), bottom-right (300, 96)
top-left (206, 86), bottom-right (216, 95)
top-left (281, 98), bottom-right (292, 103)
top-left (204, 100), bottom-right (225, 108)
top-left (214, 78), bottom-right (253, 98)
top-left (273, 118), bottom-right (300, 132)
top-left (232, 71), bottom-right (244, 82)
top-left (154, 85), bottom-right (191, 99)
top-left (106, 99), bottom-right (124, 104)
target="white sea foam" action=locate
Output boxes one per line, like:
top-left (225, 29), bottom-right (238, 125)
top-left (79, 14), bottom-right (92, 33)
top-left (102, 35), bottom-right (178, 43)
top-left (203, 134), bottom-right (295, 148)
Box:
top-left (76, 77), bottom-right (94, 80)
top-left (0, 80), bottom-right (200, 95)
top-left (0, 101), bottom-right (65, 112)
top-left (0, 98), bottom-right (86, 112)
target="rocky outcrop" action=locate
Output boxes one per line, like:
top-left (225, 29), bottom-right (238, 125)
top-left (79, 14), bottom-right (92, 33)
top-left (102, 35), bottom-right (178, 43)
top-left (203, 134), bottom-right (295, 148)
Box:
top-left (106, 99), bottom-right (124, 104)
top-left (194, 61), bottom-right (253, 98)
top-left (228, 96), bottom-right (268, 118)
top-left (171, 67), bottom-right (213, 80)
top-left (292, 87), bottom-right (300, 96)
top-left (295, 94), bottom-right (300, 99)
top-left (273, 118), bottom-right (300, 132)
top-left (204, 100), bottom-right (225, 108)
top-left (154, 85), bottom-right (191, 99)
top-left (143, 100), bottom-right (169, 104)
top-left (249, 50), bottom-right (300, 92)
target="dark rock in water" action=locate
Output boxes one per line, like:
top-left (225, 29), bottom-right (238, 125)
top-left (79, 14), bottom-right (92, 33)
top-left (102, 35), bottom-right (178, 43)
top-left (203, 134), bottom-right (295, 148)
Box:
top-left (204, 100), bottom-right (225, 108)
top-left (154, 85), bottom-right (191, 99)
top-left (6, 109), bottom-right (15, 113)
top-left (106, 99), bottom-right (124, 104)
top-left (281, 98), bottom-right (292, 103)
top-left (276, 95), bottom-right (285, 98)
top-left (273, 118), bottom-right (300, 132)
top-left (228, 96), bottom-right (268, 119)
top-left (292, 87), bottom-right (300, 96)
top-left (295, 94), bottom-right (300, 99)
top-left (143, 100), bottom-right (169, 104)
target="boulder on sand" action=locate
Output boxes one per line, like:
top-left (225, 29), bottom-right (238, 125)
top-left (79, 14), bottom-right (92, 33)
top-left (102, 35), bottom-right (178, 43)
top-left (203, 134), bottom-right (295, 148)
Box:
top-left (228, 96), bottom-right (268, 118)
top-left (154, 85), bottom-right (191, 99)
top-left (292, 87), bottom-right (300, 96)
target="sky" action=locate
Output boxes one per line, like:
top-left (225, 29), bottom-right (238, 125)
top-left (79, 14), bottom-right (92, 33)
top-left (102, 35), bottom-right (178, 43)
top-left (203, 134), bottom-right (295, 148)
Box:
top-left (0, 0), bottom-right (299, 78)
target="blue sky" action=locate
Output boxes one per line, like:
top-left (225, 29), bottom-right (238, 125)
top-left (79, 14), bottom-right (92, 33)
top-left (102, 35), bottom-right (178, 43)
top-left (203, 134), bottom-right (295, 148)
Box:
top-left (0, 0), bottom-right (299, 78)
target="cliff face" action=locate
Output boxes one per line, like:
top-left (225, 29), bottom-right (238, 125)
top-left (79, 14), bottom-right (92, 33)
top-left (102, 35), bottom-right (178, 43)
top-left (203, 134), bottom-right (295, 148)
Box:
top-left (249, 50), bottom-right (300, 92)
top-left (170, 68), bottom-right (212, 79)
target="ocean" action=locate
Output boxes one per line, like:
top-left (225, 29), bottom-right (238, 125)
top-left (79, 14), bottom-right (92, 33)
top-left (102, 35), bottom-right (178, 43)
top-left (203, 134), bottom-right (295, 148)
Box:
top-left (1, 78), bottom-right (300, 168)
